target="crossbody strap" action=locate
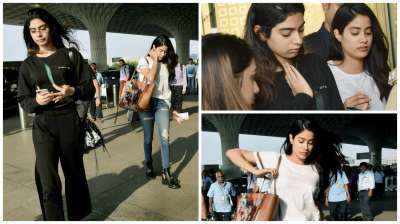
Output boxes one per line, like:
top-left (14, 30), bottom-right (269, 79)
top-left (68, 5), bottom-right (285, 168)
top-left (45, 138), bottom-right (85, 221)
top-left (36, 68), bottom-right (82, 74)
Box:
top-left (256, 152), bottom-right (282, 194)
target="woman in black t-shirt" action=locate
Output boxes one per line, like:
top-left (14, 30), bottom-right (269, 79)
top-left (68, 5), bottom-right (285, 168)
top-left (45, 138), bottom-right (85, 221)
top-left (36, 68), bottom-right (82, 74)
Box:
top-left (244, 3), bottom-right (344, 110)
top-left (17, 8), bottom-right (94, 220)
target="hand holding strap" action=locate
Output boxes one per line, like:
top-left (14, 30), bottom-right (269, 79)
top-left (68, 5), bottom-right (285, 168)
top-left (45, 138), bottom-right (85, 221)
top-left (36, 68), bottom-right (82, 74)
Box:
top-left (256, 152), bottom-right (282, 194)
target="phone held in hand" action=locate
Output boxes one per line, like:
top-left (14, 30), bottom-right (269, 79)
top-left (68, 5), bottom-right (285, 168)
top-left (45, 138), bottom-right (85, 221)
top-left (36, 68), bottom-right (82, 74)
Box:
top-left (36, 88), bottom-right (49, 94)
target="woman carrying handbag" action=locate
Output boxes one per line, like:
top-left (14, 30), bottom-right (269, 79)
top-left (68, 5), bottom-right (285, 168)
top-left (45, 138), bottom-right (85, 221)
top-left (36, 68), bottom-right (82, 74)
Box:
top-left (17, 8), bottom-right (94, 220)
top-left (226, 118), bottom-right (347, 220)
top-left (136, 35), bottom-right (181, 189)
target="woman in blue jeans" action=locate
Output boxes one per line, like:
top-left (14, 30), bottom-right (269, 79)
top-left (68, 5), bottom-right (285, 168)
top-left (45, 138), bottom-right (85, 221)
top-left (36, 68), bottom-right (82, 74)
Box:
top-left (137, 35), bottom-right (181, 189)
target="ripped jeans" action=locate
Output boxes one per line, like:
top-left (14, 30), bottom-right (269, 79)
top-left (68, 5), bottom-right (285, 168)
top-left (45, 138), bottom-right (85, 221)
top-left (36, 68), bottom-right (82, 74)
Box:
top-left (138, 97), bottom-right (170, 169)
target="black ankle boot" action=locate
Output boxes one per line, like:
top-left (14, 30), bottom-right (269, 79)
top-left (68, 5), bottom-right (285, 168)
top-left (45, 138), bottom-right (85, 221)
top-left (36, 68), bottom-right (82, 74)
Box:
top-left (145, 161), bottom-right (155, 179)
top-left (161, 168), bottom-right (181, 189)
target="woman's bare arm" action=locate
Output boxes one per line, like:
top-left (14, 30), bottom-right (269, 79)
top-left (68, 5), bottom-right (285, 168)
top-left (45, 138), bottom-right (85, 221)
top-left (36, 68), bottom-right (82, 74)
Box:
top-left (140, 48), bottom-right (159, 81)
top-left (226, 148), bottom-right (277, 177)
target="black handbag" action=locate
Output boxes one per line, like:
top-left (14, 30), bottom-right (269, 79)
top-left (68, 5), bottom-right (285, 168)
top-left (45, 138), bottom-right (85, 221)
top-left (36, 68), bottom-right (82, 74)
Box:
top-left (82, 118), bottom-right (107, 154)
top-left (67, 48), bottom-right (108, 155)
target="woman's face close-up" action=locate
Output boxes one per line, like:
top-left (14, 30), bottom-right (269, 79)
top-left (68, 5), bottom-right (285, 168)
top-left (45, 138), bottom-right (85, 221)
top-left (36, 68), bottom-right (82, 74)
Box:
top-left (289, 129), bottom-right (314, 162)
top-left (29, 18), bottom-right (51, 48)
top-left (240, 59), bottom-right (259, 107)
top-left (265, 13), bottom-right (304, 64)
top-left (334, 15), bottom-right (373, 61)
top-left (156, 45), bottom-right (168, 61)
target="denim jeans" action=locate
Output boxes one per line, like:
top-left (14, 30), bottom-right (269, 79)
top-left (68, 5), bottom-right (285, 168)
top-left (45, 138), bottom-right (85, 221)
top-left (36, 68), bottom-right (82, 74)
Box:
top-left (359, 190), bottom-right (374, 220)
top-left (328, 200), bottom-right (347, 221)
top-left (187, 76), bottom-right (195, 93)
top-left (212, 212), bottom-right (231, 221)
top-left (138, 98), bottom-right (170, 169)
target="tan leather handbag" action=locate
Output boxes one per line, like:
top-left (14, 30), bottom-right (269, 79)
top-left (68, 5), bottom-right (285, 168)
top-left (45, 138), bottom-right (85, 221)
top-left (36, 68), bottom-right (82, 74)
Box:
top-left (254, 152), bottom-right (281, 220)
top-left (118, 78), bottom-right (155, 112)
top-left (235, 153), bottom-right (281, 221)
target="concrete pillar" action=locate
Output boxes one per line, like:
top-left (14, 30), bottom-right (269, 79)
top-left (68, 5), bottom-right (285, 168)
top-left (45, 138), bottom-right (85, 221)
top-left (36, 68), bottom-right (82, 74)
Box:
top-left (367, 141), bottom-right (382, 166)
top-left (204, 114), bottom-right (246, 178)
top-left (64, 4), bottom-right (121, 71)
top-left (356, 132), bottom-right (383, 166)
top-left (175, 36), bottom-right (190, 64)
top-left (87, 25), bottom-right (107, 70)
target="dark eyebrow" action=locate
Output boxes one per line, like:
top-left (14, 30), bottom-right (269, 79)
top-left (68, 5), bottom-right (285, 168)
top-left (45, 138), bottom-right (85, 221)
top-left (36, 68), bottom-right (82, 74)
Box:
top-left (278, 21), bottom-right (305, 32)
top-left (298, 137), bottom-right (314, 141)
top-left (29, 24), bottom-right (47, 30)
top-left (349, 26), bottom-right (372, 30)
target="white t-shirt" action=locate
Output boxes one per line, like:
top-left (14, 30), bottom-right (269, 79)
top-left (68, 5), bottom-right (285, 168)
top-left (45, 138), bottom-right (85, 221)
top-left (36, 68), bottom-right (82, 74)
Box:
top-left (137, 57), bottom-right (171, 107)
top-left (358, 170), bottom-right (375, 191)
top-left (327, 61), bottom-right (386, 110)
top-left (254, 151), bottom-right (320, 221)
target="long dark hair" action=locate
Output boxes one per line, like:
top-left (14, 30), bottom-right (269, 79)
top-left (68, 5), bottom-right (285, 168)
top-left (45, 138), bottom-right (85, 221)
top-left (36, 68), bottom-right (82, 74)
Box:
top-left (202, 33), bottom-right (254, 110)
top-left (23, 8), bottom-right (77, 55)
top-left (244, 3), bottom-right (305, 106)
top-left (281, 118), bottom-right (348, 199)
top-left (149, 35), bottom-right (177, 81)
top-left (328, 3), bottom-right (391, 100)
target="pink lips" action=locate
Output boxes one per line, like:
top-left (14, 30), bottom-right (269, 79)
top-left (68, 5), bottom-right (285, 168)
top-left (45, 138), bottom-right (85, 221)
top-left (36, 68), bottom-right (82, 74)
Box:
top-left (357, 46), bottom-right (369, 52)
top-left (299, 152), bottom-right (309, 156)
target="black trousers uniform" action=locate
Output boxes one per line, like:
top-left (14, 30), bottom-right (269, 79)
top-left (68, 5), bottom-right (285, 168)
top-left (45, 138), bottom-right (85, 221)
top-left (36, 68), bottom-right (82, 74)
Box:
top-left (33, 107), bottom-right (91, 220)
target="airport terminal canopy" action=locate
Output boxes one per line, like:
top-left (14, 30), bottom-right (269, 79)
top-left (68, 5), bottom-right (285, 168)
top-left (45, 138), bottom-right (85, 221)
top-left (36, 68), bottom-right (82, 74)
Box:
top-left (4, 3), bottom-right (198, 39)
top-left (4, 3), bottom-right (198, 69)
top-left (203, 114), bottom-right (396, 149)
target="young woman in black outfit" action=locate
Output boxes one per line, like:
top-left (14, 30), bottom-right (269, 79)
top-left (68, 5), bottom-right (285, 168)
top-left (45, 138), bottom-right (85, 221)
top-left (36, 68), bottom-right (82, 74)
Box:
top-left (17, 8), bottom-right (94, 220)
top-left (244, 3), bottom-right (344, 110)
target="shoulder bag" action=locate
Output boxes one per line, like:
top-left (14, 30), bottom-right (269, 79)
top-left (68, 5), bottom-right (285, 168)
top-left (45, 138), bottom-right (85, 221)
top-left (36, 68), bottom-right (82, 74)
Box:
top-left (235, 153), bottom-right (282, 221)
top-left (118, 58), bottom-right (155, 112)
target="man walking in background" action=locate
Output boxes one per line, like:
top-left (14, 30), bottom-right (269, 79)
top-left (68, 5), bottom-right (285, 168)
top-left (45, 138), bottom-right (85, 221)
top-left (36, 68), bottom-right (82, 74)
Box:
top-left (304, 3), bottom-right (342, 61)
top-left (185, 58), bottom-right (197, 94)
top-left (207, 170), bottom-right (236, 221)
top-left (358, 162), bottom-right (375, 221)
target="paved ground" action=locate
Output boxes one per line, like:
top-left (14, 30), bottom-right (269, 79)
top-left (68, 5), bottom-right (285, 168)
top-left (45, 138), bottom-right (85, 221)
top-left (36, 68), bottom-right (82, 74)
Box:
top-left (3, 95), bottom-right (198, 221)
top-left (321, 191), bottom-right (397, 221)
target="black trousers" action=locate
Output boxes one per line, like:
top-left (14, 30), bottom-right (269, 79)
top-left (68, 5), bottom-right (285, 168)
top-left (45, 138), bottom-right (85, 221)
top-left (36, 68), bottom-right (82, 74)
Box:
top-left (32, 108), bottom-right (91, 220)
top-left (170, 85), bottom-right (183, 112)
top-left (89, 98), bottom-right (103, 120)
top-left (374, 183), bottom-right (385, 199)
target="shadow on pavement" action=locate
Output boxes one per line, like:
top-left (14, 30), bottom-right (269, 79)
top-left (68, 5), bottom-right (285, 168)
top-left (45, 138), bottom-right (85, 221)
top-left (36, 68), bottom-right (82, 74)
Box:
top-left (82, 132), bottom-right (197, 220)
top-left (101, 122), bottom-right (141, 145)
top-left (181, 106), bottom-right (198, 116)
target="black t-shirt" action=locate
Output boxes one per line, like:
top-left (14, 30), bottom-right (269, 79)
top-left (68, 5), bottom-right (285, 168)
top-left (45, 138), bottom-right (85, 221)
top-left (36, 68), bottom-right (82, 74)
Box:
top-left (17, 47), bottom-right (95, 113)
top-left (255, 54), bottom-right (344, 110)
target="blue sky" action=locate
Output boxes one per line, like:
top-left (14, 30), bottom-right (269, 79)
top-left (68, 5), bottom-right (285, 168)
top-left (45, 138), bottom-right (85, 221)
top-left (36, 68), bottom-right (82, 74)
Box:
top-left (202, 132), bottom-right (397, 166)
top-left (3, 25), bottom-right (198, 63)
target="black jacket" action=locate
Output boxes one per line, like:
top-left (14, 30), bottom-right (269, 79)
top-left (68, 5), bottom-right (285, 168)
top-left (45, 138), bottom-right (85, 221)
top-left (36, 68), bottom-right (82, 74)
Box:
top-left (17, 48), bottom-right (95, 113)
top-left (303, 24), bottom-right (331, 61)
top-left (255, 54), bottom-right (344, 110)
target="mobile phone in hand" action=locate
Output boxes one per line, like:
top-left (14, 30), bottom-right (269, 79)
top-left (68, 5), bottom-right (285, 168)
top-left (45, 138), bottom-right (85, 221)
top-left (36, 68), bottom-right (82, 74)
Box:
top-left (36, 89), bottom-right (49, 94)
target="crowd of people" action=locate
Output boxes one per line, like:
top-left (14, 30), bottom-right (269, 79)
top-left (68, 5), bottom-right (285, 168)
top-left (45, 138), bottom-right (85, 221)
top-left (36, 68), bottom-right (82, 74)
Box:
top-left (202, 3), bottom-right (396, 110)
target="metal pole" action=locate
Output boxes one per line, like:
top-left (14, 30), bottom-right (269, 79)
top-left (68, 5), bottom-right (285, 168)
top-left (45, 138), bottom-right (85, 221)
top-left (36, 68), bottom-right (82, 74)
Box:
top-left (113, 84), bottom-right (118, 107)
top-left (18, 103), bottom-right (28, 130)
